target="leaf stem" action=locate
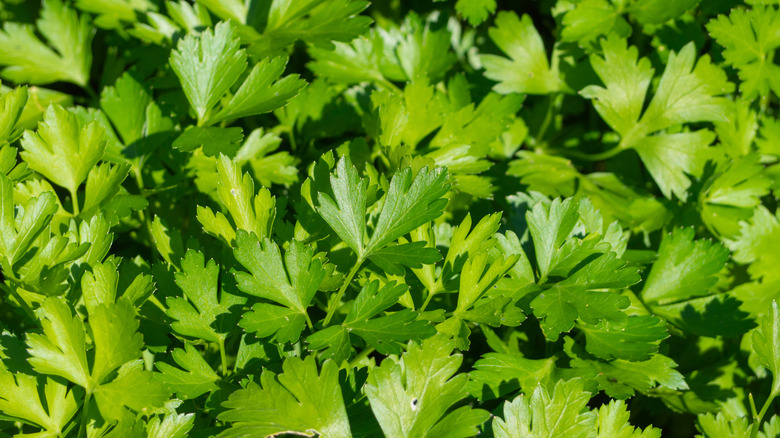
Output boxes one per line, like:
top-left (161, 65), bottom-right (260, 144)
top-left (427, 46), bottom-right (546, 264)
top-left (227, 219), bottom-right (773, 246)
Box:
top-left (751, 389), bottom-right (778, 438)
top-left (348, 347), bottom-right (375, 368)
top-left (323, 259), bottom-right (363, 326)
top-left (419, 285), bottom-right (439, 312)
top-left (218, 337), bottom-right (229, 377)
top-left (550, 146), bottom-right (625, 162)
top-left (303, 311), bottom-right (314, 330)
top-left (70, 189), bottom-right (80, 216)
top-left (78, 393), bottom-right (92, 438)
top-left (534, 94), bottom-right (558, 148)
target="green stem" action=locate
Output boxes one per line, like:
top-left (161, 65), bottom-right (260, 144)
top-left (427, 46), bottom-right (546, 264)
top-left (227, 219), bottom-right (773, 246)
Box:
top-left (348, 347), bottom-right (375, 368)
top-left (534, 94), bottom-right (558, 148)
top-left (751, 390), bottom-right (778, 438)
top-left (132, 168), bottom-right (161, 265)
top-left (78, 393), bottom-right (92, 438)
top-left (70, 189), bottom-right (80, 216)
top-left (218, 338), bottom-right (229, 377)
top-left (323, 259), bottom-right (363, 326)
top-left (419, 285), bottom-right (439, 312)
top-left (303, 311), bottom-right (314, 330)
top-left (551, 146), bottom-right (625, 162)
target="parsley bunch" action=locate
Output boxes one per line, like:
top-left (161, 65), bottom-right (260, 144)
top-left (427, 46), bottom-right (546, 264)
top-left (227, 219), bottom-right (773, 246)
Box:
top-left (0, 1), bottom-right (779, 437)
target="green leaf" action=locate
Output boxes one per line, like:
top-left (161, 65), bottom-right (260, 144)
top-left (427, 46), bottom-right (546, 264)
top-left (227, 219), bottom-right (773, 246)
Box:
top-left (100, 71), bottom-right (174, 159)
top-left (368, 241), bottom-right (442, 276)
top-left (641, 227), bottom-right (729, 305)
top-left (0, 85), bottom-right (27, 144)
top-left (93, 362), bottom-right (169, 421)
top-left (627, 0), bottom-right (701, 25)
top-left (700, 155), bottom-right (771, 238)
top-left (707, 6), bottom-right (780, 99)
top-left (245, 0), bottom-right (372, 58)
top-left (595, 400), bottom-right (662, 437)
top-left (752, 300), bottom-right (780, 395)
top-left (364, 165), bottom-right (450, 255)
top-left (696, 412), bottom-right (751, 438)
top-left (0, 0), bottom-right (93, 86)
top-left (0, 368), bottom-right (80, 436)
top-left (240, 303), bottom-right (307, 344)
top-left (88, 299), bottom-right (144, 385)
top-left (0, 173), bottom-right (58, 266)
top-left (532, 284), bottom-right (630, 341)
top-left (456, 0), bottom-right (497, 25)
top-left (75, 0), bottom-right (155, 28)
top-left (81, 162), bottom-right (131, 220)
top-left (20, 104), bottom-right (107, 196)
top-left (173, 126), bottom-right (244, 157)
top-left (365, 334), bottom-right (490, 437)
top-left (209, 57), bottom-right (307, 125)
top-left (309, 280), bottom-right (434, 361)
top-left (157, 343), bottom-right (220, 400)
top-left (170, 21), bottom-right (247, 124)
top-left (166, 250), bottom-right (246, 344)
top-left (580, 315), bottom-right (669, 361)
top-left (526, 196), bottom-right (579, 279)
top-left (565, 339), bottom-right (688, 399)
top-left (234, 232), bottom-right (325, 336)
top-left (146, 413), bottom-right (196, 438)
top-left (482, 12), bottom-right (565, 94)
top-left (560, 0), bottom-right (630, 45)
top-left (213, 154), bottom-right (275, 241)
top-left (493, 379), bottom-right (596, 438)
top-left (219, 356), bottom-right (352, 437)
top-left (27, 298), bottom-right (146, 392)
top-left (582, 36), bottom-right (733, 199)
top-left (316, 155), bottom-right (369, 257)
top-left (26, 298), bottom-right (90, 389)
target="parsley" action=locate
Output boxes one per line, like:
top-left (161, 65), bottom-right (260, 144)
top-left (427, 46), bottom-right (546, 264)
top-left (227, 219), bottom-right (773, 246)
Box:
top-left (0, 1), bottom-right (779, 436)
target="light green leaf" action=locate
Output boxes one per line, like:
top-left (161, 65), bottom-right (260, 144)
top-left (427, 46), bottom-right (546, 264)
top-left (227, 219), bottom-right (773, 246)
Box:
top-left (482, 12), bottom-right (565, 94)
top-left (580, 315), bottom-right (669, 361)
top-left (170, 21), bottom-right (247, 124)
top-left (26, 298), bottom-right (90, 389)
top-left (0, 85), bottom-right (27, 144)
top-left (595, 400), bottom-right (662, 437)
top-left (93, 362), bottom-right (169, 421)
top-left (365, 165), bottom-right (450, 255)
top-left (209, 57), bottom-right (306, 125)
top-left (234, 232), bottom-right (325, 333)
top-left (641, 227), bottom-right (729, 305)
top-left (493, 379), bottom-right (596, 438)
top-left (365, 334), bottom-right (490, 438)
top-left (0, 368), bottom-right (80, 436)
top-left (20, 104), bottom-right (106, 197)
top-left (89, 299), bottom-right (143, 385)
top-left (173, 126), bottom-right (243, 157)
top-left (0, 0), bottom-right (93, 86)
top-left (167, 250), bottom-right (246, 344)
top-left (752, 300), bottom-right (780, 395)
top-left (219, 356), bottom-right (352, 438)
top-left (316, 155), bottom-right (369, 257)
top-left (157, 343), bottom-right (220, 400)
top-left (456, 0), bottom-right (497, 25)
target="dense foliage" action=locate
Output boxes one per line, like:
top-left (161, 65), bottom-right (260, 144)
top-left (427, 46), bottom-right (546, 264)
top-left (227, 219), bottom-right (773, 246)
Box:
top-left (0, 0), bottom-right (779, 436)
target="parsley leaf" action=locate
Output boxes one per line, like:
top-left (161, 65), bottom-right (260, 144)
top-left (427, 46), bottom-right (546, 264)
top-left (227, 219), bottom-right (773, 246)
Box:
top-left (365, 335), bottom-right (490, 437)
top-left (581, 35), bottom-right (733, 199)
top-left (0, 0), bottom-right (93, 87)
top-left (219, 356), bottom-right (352, 437)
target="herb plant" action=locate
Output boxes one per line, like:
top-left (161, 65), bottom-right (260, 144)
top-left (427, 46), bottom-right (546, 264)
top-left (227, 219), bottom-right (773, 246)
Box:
top-left (0, 0), bottom-right (779, 437)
